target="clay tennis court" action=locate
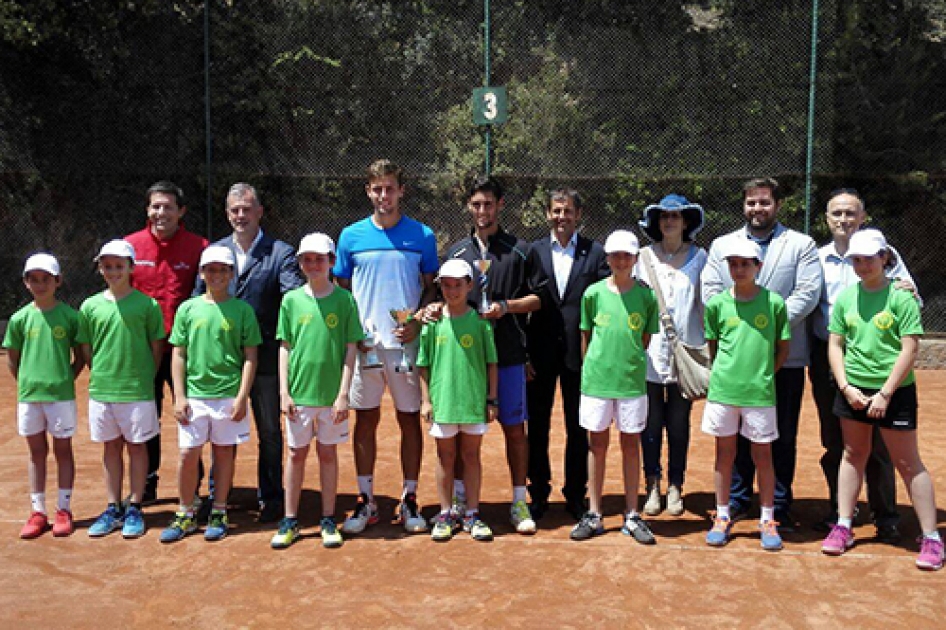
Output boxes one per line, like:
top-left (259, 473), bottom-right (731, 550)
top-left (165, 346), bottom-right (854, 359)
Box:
top-left (1, 364), bottom-right (943, 627)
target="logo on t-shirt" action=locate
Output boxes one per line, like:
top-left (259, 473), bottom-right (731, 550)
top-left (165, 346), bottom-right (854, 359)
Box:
top-left (753, 314), bottom-right (769, 329)
top-left (221, 318), bottom-right (233, 332)
top-left (874, 311), bottom-right (894, 331)
top-left (52, 326), bottom-right (67, 340)
top-left (627, 312), bottom-right (644, 331)
top-left (460, 334), bottom-right (474, 348)
top-left (594, 313), bottom-right (612, 327)
top-left (26, 326), bottom-right (40, 339)
top-left (325, 313), bottom-right (339, 329)
top-left (298, 314), bottom-right (313, 326)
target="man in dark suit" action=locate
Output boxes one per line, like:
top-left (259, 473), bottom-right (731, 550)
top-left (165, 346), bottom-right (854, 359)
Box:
top-left (526, 188), bottom-right (609, 520)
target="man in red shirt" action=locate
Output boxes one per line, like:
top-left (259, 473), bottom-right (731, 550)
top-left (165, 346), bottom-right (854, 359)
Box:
top-left (125, 181), bottom-right (208, 502)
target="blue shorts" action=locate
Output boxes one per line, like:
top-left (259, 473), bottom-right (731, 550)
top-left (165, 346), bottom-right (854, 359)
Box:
top-left (498, 364), bottom-right (528, 426)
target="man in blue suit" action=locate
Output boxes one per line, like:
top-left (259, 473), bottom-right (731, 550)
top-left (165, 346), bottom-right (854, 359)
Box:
top-left (195, 183), bottom-right (305, 522)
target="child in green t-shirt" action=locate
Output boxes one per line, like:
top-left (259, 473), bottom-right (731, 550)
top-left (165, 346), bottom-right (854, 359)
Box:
top-left (823, 229), bottom-right (942, 571)
top-left (77, 239), bottom-right (165, 539)
top-left (161, 246), bottom-right (261, 543)
top-left (417, 258), bottom-right (498, 542)
top-left (3, 253), bottom-right (84, 539)
top-left (701, 239), bottom-right (790, 551)
top-left (271, 233), bottom-right (363, 550)
top-left (571, 230), bottom-right (659, 544)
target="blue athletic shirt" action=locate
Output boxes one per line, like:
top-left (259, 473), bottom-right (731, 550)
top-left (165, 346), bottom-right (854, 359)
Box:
top-left (333, 215), bottom-right (439, 347)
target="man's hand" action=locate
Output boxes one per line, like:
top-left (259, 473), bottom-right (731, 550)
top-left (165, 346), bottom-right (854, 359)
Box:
top-left (175, 399), bottom-right (192, 426)
top-left (231, 395), bottom-right (248, 421)
top-left (281, 392), bottom-right (298, 422)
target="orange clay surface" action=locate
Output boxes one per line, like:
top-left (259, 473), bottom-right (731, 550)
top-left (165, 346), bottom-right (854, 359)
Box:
top-left (0, 365), bottom-right (944, 628)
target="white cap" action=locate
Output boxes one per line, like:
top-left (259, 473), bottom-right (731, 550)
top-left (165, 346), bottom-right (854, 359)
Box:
top-left (436, 258), bottom-right (473, 281)
top-left (199, 246), bottom-right (235, 268)
top-left (94, 239), bottom-right (136, 262)
top-left (723, 239), bottom-right (763, 261)
top-left (604, 230), bottom-right (640, 255)
top-left (297, 232), bottom-right (336, 256)
top-left (23, 253), bottom-right (61, 277)
top-left (846, 228), bottom-right (888, 258)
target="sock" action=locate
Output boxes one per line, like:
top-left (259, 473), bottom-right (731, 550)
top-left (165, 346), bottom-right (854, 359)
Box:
top-left (761, 506), bottom-right (775, 523)
top-left (512, 485), bottom-right (527, 503)
top-left (179, 504), bottom-right (193, 516)
top-left (923, 531), bottom-right (942, 542)
top-left (357, 475), bottom-right (374, 500)
top-left (837, 517), bottom-right (853, 529)
top-left (403, 480), bottom-right (418, 497)
top-left (57, 489), bottom-right (72, 512)
top-left (30, 492), bottom-right (46, 515)
top-left (717, 504), bottom-right (731, 520)
top-left (627, 509), bottom-right (639, 519)
top-left (453, 480), bottom-right (466, 501)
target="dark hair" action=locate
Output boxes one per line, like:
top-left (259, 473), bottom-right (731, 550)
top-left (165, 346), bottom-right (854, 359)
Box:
top-left (366, 159), bottom-right (403, 186)
top-left (146, 181), bottom-right (185, 208)
top-left (549, 187), bottom-right (582, 210)
top-left (742, 177), bottom-right (782, 201)
top-left (467, 175), bottom-right (504, 201)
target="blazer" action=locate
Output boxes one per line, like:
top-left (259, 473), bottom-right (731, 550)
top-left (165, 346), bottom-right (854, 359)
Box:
top-left (526, 233), bottom-right (610, 373)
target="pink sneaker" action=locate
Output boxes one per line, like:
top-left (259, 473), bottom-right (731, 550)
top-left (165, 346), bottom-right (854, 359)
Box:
top-left (20, 512), bottom-right (49, 540)
top-left (916, 537), bottom-right (944, 571)
top-left (821, 524), bottom-right (854, 556)
top-left (52, 509), bottom-right (74, 537)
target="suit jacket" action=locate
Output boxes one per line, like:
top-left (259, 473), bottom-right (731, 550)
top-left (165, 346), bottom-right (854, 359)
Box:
top-left (526, 234), bottom-right (610, 373)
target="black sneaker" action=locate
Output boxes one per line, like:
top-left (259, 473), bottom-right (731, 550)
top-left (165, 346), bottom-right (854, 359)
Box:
top-left (565, 498), bottom-right (587, 522)
top-left (621, 513), bottom-right (656, 545)
top-left (258, 501), bottom-right (284, 524)
top-left (570, 512), bottom-right (604, 541)
top-left (876, 524), bottom-right (902, 543)
top-left (774, 509), bottom-right (797, 534)
top-left (530, 497), bottom-right (549, 521)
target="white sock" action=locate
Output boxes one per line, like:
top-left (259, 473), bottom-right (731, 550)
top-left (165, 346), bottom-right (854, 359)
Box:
top-left (453, 480), bottom-right (466, 501)
top-left (716, 504), bottom-right (731, 520)
top-left (512, 486), bottom-right (527, 503)
top-left (357, 475), bottom-right (373, 500)
top-left (627, 509), bottom-right (639, 519)
top-left (761, 506), bottom-right (775, 523)
top-left (403, 480), bottom-right (418, 497)
top-left (30, 492), bottom-right (46, 515)
top-left (837, 517), bottom-right (853, 529)
top-left (923, 531), bottom-right (942, 542)
top-left (57, 488), bottom-right (72, 512)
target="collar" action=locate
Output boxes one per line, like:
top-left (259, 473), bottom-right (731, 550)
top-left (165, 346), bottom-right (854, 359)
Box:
top-left (233, 229), bottom-right (264, 255)
top-left (550, 231), bottom-right (578, 251)
top-left (744, 222), bottom-right (782, 245)
top-left (147, 223), bottom-right (186, 244)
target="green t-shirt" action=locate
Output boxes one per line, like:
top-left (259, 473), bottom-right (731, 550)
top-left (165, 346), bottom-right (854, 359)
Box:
top-left (3, 301), bottom-right (79, 402)
top-left (704, 288), bottom-right (790, 407)
top-left (579, 280), bottom-right (658, 398)
top-left (276, 286), bottom-right (364, 407)
top-left (828, 282), bottom-right (923, 390)
top-left (169, 296), bottom-right (262, 399)
top-left (416, 309), bottom-right (498, 424)
top-left (77, 289), bottom-right (165, 402)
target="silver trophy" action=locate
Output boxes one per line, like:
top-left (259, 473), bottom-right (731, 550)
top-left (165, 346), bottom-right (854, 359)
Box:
top-left (476, 259), bottom-right (492, 313)
top-left (389, 308), bottom-right (415, 373)
top-left (360, 319), bottom-right (382, 370)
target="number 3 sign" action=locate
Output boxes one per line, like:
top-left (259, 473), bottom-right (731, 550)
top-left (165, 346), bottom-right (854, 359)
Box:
top-left (472, 87), bottom-right (508, 126)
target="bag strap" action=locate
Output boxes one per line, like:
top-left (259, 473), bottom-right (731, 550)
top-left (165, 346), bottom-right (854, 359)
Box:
top-left (641, 248), bottom-right (680, 344)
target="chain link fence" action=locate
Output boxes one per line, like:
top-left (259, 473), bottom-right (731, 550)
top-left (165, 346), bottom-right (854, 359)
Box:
top-left (2, 1), bottom-right (945, 328)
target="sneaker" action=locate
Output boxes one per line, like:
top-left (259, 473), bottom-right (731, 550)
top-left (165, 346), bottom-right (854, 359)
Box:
top-left (88, 506), bottom-right (124, 538)
top-left (821, 524), bottom-right (854, 556)
top-left (774, 509), bottom-right (797, 534)
top-left (666, 485), bottom-right (684, 517)
top-left (257, 501), bottom-right (284, 524)
top-left (160, 511), bottom-right (197, 543)
top-left (20, 512), bottom-right (49, 540)
top-left (622, 513), bottom-right (656, 545)
top-left (643, 477), bottom-right (661, 516)
top-left (466, 515), bottom-right (493, 542)
top-left (429, 495), bottom-right (467, 526)
top-left (570, 512), bottom-right (604, 541)
top-left (431, 513), bottom-right (454, 542)
top-left (204, 510), bottom-right (229, 541)
top-left (510, 499), bottom-right (536, 535)
top-left (398, 492), bottom-right (428, 533)
top-left (342, 493), bottom-right (379, 534)
top-left (760, 520), bottom-right (783, 551)
top-left (320, 517), bottom-right (343, 549)
top-left (706, 516), bottom-right (733, 547)
top-left (270, 517), bottom-right (300, 550)
top-left (122, 505), bottom-right (146, 539)
top-left (916, 537), bottom-right (945, 571)
top-left (52, 509), bottom-right (74, 537)
top-left (143, 474), bottom-right (158, 506)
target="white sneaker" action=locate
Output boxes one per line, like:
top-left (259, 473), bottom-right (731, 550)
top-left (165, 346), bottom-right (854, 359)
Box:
top-left (510, 499), bottom-right (536, 534)
top-left (398, 492), bottom-right (428, 533)
top-left (643, 477), bottom-right (662, 516)
top-left (667, 485), bottom-right (685, 516)
top-left (342, 493), bottom-right (379, 534)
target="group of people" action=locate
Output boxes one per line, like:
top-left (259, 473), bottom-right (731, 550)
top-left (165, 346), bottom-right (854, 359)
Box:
top-left (4, 163), bottom-right (942, 571)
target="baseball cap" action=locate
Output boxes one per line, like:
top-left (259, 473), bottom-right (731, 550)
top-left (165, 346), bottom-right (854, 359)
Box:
top-left (604, 230), bottom-right (640, 255)
top-left (94, 239), bottom-right (136, 262)
top-left (436, 258), bottom-right (473, 281)
top-left (723, 239), bottom-right (763, 261)
top-left (846, 228), bottom-right (888, 258)
top-left (23, 253), bottom-right (61, 277)
top-left (199, 245), bottom-right (235, 268)
top-left (297, 232), bottom-right (336, 256)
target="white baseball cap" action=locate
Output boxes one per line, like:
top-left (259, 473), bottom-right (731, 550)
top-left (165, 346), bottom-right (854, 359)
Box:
top-left (297, 232), bottom-right (336, 256)
top-left (846, 228), bottom-right (888, 258)
top-left (724, 239), bottom-right (763, 261)
top-left (604, 230), bottom-right (640, 255)
top-left (94, 239), bottom-right (136, 262)
top-left (199, 245), bottom-right (235, 268)
top-left (23, 253), bottom-right (61, 277)
top-left (436, 258), bottom-right (473, 281)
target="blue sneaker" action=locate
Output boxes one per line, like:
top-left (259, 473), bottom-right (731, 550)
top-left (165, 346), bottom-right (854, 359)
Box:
top-left (204, 510), bottom-right (229, 541)
top-left (160, 512), bottom-right (197, 544)
top-left (88, 506), bottom-right (124, 538)
top-left (760, 520), bottom-right (783, 551)
top-left (122, 505), bottom-right (146, 539)
top-left (706, 516), bottom-right (733, 547)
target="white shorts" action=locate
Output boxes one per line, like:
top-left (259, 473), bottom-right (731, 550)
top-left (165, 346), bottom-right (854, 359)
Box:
top-left (579, 394), bottom-right (648, 434)
top-left (429, 422), bottom-right (489, 439)
top-left (350, 346), bottom-right (421, 413)
top-left (285, 406), bottom-right (350, 449)
top-left (701, 402), bottom-right (779, 443)
top-left (178, 398), bottom-right (252, 448)
top-left (89, 399), bottom-right (159, 444)
top-left (18, 401), bottom-right (78, 439)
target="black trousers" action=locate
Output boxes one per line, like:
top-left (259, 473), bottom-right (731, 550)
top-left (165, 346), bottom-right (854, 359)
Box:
top-left (149, 352), bottom-right (173, 480)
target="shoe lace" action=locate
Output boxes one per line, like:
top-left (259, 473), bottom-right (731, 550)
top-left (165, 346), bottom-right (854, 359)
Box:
top-left (919, 537), bottom-right (944, 556)
top-left (760, 520), bottom-right (779, 536)
top-left (711, 516), bottom-right (731, 532)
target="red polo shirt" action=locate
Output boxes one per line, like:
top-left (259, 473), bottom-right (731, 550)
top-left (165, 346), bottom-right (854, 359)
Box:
top-left (126, 224), bottom-right (208, 335)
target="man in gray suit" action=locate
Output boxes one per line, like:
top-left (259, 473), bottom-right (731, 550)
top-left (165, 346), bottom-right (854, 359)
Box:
top-left (701, 177), bottom-right (822, 532)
